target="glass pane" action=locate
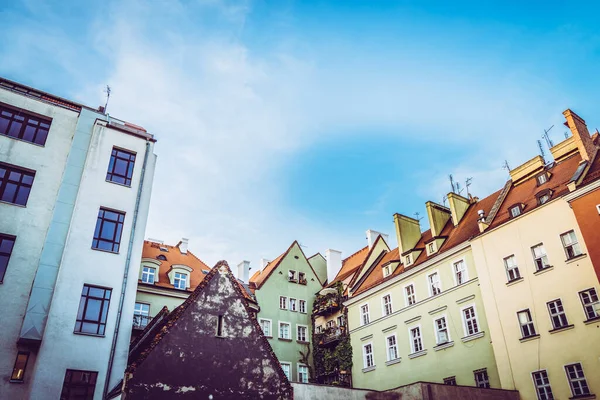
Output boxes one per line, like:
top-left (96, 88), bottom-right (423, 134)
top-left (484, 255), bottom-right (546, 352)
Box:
top-left (8, 121), bottom-right (22, 137)
top-left (84, 299), bottom-right (102, 321)
top-left (2, 183), bottom-right (17, 203)
top-left (23, 125), bottom-right (36, 142)
top-left (15, 186), bottom-right (31, 205)
top-left (0, 237), bottom-right (15, 253)
top-left (0, 116), bottom-right (10, 133)
top-left (88, 287), bottom-right (105, 298)
top-left (21, 174), bottom-right (34, 185)
top-left (100, 221), bottom-right (116, 240)
top-left (77, 297), bottom-right (86, 319)
top-left (114, 159), bottom-right (128, 175)
top-left (81, 322), bottom-right (99, 334)
top-left (35, 127), bottom-right (48, 145)
top-left (101, 302), bottom-right (109, 323)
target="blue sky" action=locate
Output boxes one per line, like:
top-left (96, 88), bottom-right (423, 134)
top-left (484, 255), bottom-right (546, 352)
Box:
top-left (1, 0), bottom-right (599, 269)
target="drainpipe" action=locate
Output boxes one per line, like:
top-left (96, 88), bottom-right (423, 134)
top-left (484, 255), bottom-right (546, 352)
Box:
top-left (103, 140), bottom-right (151, 399)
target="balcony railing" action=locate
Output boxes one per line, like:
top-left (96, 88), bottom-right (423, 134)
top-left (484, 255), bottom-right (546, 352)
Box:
top-left (317, 370), bottom-right (351, 387)
top-left (133, 314), bottom-right (152, 330)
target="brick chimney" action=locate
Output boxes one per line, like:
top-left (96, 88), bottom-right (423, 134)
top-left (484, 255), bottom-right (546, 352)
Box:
top-left (563, 109), bottom-right (598, 162)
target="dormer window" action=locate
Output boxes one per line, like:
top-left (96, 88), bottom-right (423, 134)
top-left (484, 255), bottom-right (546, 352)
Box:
top-left (536, 173), bottom-right (548, 186)
top-left (537, 190), bottom-right (552, 205)
top-left (509, 204), bottom-right (522, 218)
top-left (383, 264), bottom-right (392, 277)
top-left (428, 243), bottom-right (435, 253)
top-left (174, 272), bottom-right (187, 289)
top-left (141, 266), bottom-right (156, 284)
top-left (159, 246), bottom-right (168, 252)
top-left (167, 264), bottom-right (192, 290)
top-left (405, 255), bottom-right (412, 265)
top-left (157, 255), bottom-right (167, 261)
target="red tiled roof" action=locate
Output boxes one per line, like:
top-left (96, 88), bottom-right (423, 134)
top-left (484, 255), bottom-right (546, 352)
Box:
top-left (328, 246), bottom-right (369, 286)
top-left (248, 248), bottom-right (289, 289)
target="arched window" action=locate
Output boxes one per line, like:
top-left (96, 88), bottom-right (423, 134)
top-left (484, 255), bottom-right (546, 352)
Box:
top-left (157, 255), bottom-right (167, 261)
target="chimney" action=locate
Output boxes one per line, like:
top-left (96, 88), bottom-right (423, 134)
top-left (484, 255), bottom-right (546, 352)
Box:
top-left (425, 202), bottom-right (451, 237)
top-left (237, 261), bottom-right (251, 283)
top-left (178, 238), bottom-right (189, 254)
top-left (260, 258), bottom-right (271, 270)
top-left (509, 156), bottom-right (545, 185)
top-left (325, 249), bottom-right (342, 284)
top-left (477, 209), bottom-right (489, 233)
top-left (366, 229), bottom-right (389, 249)
top-left (447, 193), bottom-right (470, 226)
top-left (393, 214), bottom-right (421, 255)
top-left (563, 109), bottom-right (598, 162)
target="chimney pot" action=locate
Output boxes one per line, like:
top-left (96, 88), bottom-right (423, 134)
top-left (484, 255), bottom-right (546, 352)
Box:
top-left (260, 258), bottom-right (271, 270)
top-left (325, 249), bottom-right (343, 284)
top-left (237, 261), bottom-right (251, 283)
top-left (366, 229), bottom-right (389, 249)
top-left (179, 238), bottom-right (189, 254)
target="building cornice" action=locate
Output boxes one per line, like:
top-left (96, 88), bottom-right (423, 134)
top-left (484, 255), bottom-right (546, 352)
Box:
top-left (564, 179), bottom-right (600, 202)
top-left (137, 284), bottom-right (190, 299)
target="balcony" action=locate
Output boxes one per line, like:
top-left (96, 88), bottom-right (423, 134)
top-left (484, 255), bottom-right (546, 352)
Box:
top-left (313, 293), bottom-right (346, 316)
top-left (317, 370), bottom-right (351, 387)
top-left (133, 314), bottom-right (152, 330)
top-left (318, 326), bottom-right (346, 347)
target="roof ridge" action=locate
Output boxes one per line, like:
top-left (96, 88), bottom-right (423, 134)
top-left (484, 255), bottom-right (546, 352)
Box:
top-left (342, 246), bottom-right (369, 263)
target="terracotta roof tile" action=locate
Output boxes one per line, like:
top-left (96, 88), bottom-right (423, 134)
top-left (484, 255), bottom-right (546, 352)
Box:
top-left (328, 246), bottom-right (369, 286)
top-left (248, 250), bottom-right (287, 289)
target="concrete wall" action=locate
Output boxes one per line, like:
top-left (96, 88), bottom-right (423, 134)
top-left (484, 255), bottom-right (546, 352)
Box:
top-left (293, 383), bottom-right (371, 400)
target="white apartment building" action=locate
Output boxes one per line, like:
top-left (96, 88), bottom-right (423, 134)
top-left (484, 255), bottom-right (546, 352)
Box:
top-left (0, 77), bottom-right (157, 399)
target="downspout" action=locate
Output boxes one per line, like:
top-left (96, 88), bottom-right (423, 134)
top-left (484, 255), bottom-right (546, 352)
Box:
top-left (103, 140), bottom-right (151, 399)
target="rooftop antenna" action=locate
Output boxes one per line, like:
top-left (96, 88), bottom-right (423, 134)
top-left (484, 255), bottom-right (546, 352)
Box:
top-left (542, 125), bottom-right (554, 148)
top-left (103, 85), bottom-right (111, 113)
top-left (414, 212), bottom-right (423, 222)
top-left (537, 140), bottom-right (546, 159)
top-left (465, 177), bottom-right (473, 197)
top-left (456, 182), bottom-right (464, 195)
top-left (442, 195), bottom-right (448, 207)
top-left (564, 131), bottom-right (569, 139)
top-left (448, 174), bottom-right (456, 193)
top-left (502, 160), bottom-right (511, 176)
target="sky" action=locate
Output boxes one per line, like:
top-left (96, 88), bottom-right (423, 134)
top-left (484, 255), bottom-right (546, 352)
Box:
top-left (1, 0), bottom-right (599, 272)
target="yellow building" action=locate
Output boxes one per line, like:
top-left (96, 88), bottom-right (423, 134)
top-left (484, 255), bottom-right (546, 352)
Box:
top-left (471, 110), bottom-right (600, 400)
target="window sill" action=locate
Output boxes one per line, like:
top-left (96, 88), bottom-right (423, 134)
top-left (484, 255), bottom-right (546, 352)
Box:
top-left (408, 350), bottom-right (427, 359)
top-left (565, 254), bottom-right (587, 264)
top-left (434, 341), bottom-right (454, 351)
top-left (461, 331), bottom-right (484, 343)
top-left (9, 380), bottom-right (25, 384)
top-left (105, 179), bottom-right (132, 188)
top-left (385, 358), bottom-right (402, 366)
top-left (73, 332), bottom-right (105, 338)
top-left (296, 340), bottom-right (310, 344)
top-left (519, 334), bottom-right (540, 343)
top-left (91, 247), bottom-right (120, 255)
top-left (549, 324), bottom-right (574, 334)
top-left (533, 266), bottom-right (554, 275)
top-left (278, 338), bottom-right (292, 342)
top-left (506, 277), bottom-right (523, 287)
top-left (362, 366), bottom-right (376, 373)
top-left (0, 132), bottom-right (46, 147)
top-left (569, 394), bottom-right (596, 400)
top-left (584, 316), bottom-right (600, 325)
top-left (0, 200), bottom-right (27, 208)
top-left (264, 335), bottom-right (273, 339)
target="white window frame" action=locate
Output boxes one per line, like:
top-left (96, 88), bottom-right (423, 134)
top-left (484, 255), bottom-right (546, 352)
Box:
top-left (531, 370), bottom-right (554, 400)
top-left (504, 255), bottom-right (521, 282)
top-left (474, 368), bottom-right (490, 388)
top-left (362, 342), bottom-right (374, 369)
top-left (259, 318), bottom-right (272, 337)
top-left (404, 282), bottom-right (416, 306)
top-left (134, 302), bottom-right (150, 316)
top-left (509, 205), bottom-right (522, 218)
top-left (517, 309), bottom-right (536, 338)
top-left (289, 298), bottom-right (297, 312)
top-left (280, 361), bottom-right (291, 380)
top-left (564, 363), bottom-right (591, 397)
top-left (173, 272), bottom-right (188, 289)
top-left (299, 299), bottom-right (307, 314)
top-left (409, 324), bottom-right (423, 354)
top-left (451, 257), bottom-right (468, 286)
top-left (547, 299), bottom-right (569, 329)
top-left (427, 270), bottom-right (442, 297)
top-left (296, 324), bottom-right (308, 342)
top-left (383, 264), bottom-right (392, 277)
top-left (381, 293), bottom-right (393, 316)
top-left (427, 242), bottom-right (436, 255)
top-left (360, 303), bottom-right (370, 326)
top-left (579, 288), bottom-right (599, 320)
top-left (288, 270), bottom-right (297, 282)
top-left (141, 266), bottom-right (156, 284)
top-left (461, 304), bottom-right (480, 337)
top-left (297, 363), bottom-right (309, 383)
top-left (278, 321), bottom-right (291, 340)
top-left (561, 230), bottom-right (582, 260)
top-left (537, 173), bottom-right (548, 185)
top-left (385, 333), bottom-right (399, 361)
top-left (531, 243), bottom-right (550, 271)
top-left (405, 254), bottom-right (412, 266)
top-left (279, 296), bottom-right (288, 310)
top-left (433, 315), bottom-right (450, 345)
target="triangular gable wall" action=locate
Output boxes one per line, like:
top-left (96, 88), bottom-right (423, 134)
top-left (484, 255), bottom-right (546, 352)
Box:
top-left (349, 235), bottom-right (390, 288)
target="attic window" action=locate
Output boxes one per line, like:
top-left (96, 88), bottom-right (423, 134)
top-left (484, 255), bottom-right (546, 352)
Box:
top-left (156, 255), bottom-right (167, 261)
top-left (383, 264), bottom-right (392, 277)
top-left (537, 190), bottom-right (552, 205)
top-left (536, 173), bottom-right (548, 186)
top-left (159, 246), bottom-right (168, 252)
top-left (405, 255), bottom-right (412, 265)
top-left (509, 205), bottom-right (522, 218)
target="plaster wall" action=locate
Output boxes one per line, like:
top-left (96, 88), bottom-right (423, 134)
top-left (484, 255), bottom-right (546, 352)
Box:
top-left (292, 382), bottom-right (371, 399)
top-left (569, 186), bottom-right (600, 281)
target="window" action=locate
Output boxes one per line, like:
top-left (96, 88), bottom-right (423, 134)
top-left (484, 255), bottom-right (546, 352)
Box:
top-left (531, 244), bottom-right (550, 271)
top-left (454, 259), bottom-right (468, 285)
top-left (410, 326), bottom-right (423, 353)
top-left (279, 322), bottom-right (291, 339)
top-left (10, 352), bottom-right (29, 382)
top-left (509, 205), bottom-right (522, 218)
top-left (75, 285), bottom-right (112, 336)
top-left (298, 272), bottom-right (306, 284)
top-left (260, 319), bottom-right (272, 337)
top-left (428, 243), bottom-right (435, 254)
top-left (60, 369), bottom-right (98, 400)
top-left (434, 316), bottom-right (449, 344)
top-left (133, 302), bottom-right (150, 329)
top-left (298, 299), bottom-right (306, 313)
top-left (337, 315), bottom-right (345, 327)
top-left (579, 288), bottom-right (599, 320)
top-left (532, 370), bottom-right (554, 400)
top-left (504, 255), bottom-right (520, 282)
top-left (298, 364), bottom-right (309, 383)
top-left (279, 296), bottom-right (288, 310)
top-left (106, 147), bottom-right (136, 186)
top-left (326, 320), bottom-right (335, 329)
top-left (462, 306), bottom-right (480, 336)
top-left (297, 325), bottom-right (308, 342)
top-left (157, 254), bottom-right (167, 261)
top-left (92, 208), bottom-right (125, 253)
top-left (386, 334), bottom-right (399, 361)
top-left (289, 298), bottom-right (297, 312)
top-left (537, 192), bottom-right (551, 205)
top-left (140, 266), bottom-right (156, 284)
top-left (280, 363), bottom-right (291, 380)
top-left (517, 309), bottom-right (536, 338)
top-left (443, 376), bottom-right (457, 386)
top-left (405, 284), bottom-right (416, 306)
top-left (0, 162), bottom-right (35, 206)
top-left (565, 363), bottom-right (590, 397)
top-left (215, 315), bottom-right (224, 336)
top-left (288, 270), bottom-right (297, 282)
top-left (547, 299), bottom-right (569, 329)
top-left (561, 231), bottom-right (582, 260)
top-left (536, 173), bottom-right (548, 186)
top-left (316, 325), bottom-right (323, 334)
top-left (173, 272), bottom-right (187, 289)
top-left (363, 343), bottom-right (374, 368)
top-left (382, 294), bottom-right (393, 316)
top-left (474, 368), bottom-right (490, 388)
top-left (360, 304), bottom-right (370, 325)
top-left (405, 254), bottom-right (411, 265)
top-left (383, 264), bottom-right (392, 277)
top-left (0, 103), bottom-right (51, 145)
top-left (0, 234), bottom-right (16, 282)
top-left (428, 272), bottom-right (441, 296)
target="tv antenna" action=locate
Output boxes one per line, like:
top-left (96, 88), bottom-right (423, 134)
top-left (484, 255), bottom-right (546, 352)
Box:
top-left (103, 85), bottom-right (111, 113)
top-left (502, 160), bottom-right (511, 172)
top-left (456, 182), bottom-right (464, 195)
top-left (564, 131), bottom-right (569, 139)
top-left (414, 212), bottom-right (423, 222)
top-left (542, 125), bottom-right (554, 148)
top-left (465, 177), bottom-right (473, 197)
top-left (448, 174), bottom-right (456, 193)
top-left (537, 140), bottom-right (546, 159)
top-left (442, 195), bottom-right (448, 207)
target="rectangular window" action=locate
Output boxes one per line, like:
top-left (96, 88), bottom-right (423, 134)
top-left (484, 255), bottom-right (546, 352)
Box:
top-left (474, 368), bottom-right (490, 388)
top-left (547, 299), bottom-right (569, 329)
top-left (434, 317), bottom-right (449, 344)
top-left (517, 309), bottom-right (536, 338)
top-left (405, 284), bottom-right (416, 306)
top-left (0, 162), bottom-right (35, 206)
top-left (532, 370), bottom-right (554, 400)
top-left (289, 298), bottom-right (297, 312)
top-left (565, 363), bottom-right (590, 397)
top-left (10, 352), bottom-right (29, 382)
top-left (60, 369), bottom-right (98, 400)
top-left (106, 147), bottom-right (136, 186)
top-left (382, 294), bottom-right (393, 316)
top-left (504, 255), bottom-right (521, 282)
top-left (537, 173), bottom-right (548, 185)
top-left (337, 315), bottom-right (345, 327)
top-left (297, 325), bottom-right (308, 342)
top-left (299, 299), bottom-right (307, 314)
top-left (360, 304), bottom-right (370, 326)
top-left (0, 233), bottom-right (16, 283)
top-left (579, 288), bottom-right (599, 320)
top-left (173, 272), bottom-right (187, 289)
top-left (216, 315), bottom-right (224, 336)
top-left (288, 270), bottom-right (297, 282)
top-left (383, 264), bottom-right (392, 277)
top-left (561, 231), bottom-right (582, 260)
top-left (75, 285), bottom-right (112, 336)
top-left (140, 266), bottom-right (156, 284)
top-left (280, 363), bottom-right (291, 380)
top-left (428, 272), bottom-right (441, 296)
top-left (463, 306), bottom-right (480, 336)
top-left (386, 334), bottom-right (399, 361)
top-left (531, 244), bottom-right (550, 271)
top-left (428, 243), bottom-right (435, 253)
top-left (444, 376), bottom-right (457, 386)
top-left (454, 259), bottom-right (468, 285)
top-left (298, 272), bottom-right (306, 284)
top-left (363, 343), bottom-right (374, 368)
top-left (260, 319), bottom-right (272, 337)
top-left (279, 296), bottom-right (288, 310)
top-left (509, 205), bottom-right (521, 218)
top-left (298, 364), bottom-right (309, 383)
top-left (92, 208), bottom-right (125, 253)
top-left (279, 322), bottom-right (290, 339)
top-left (133, 302), bottom-right (150, 329)
top-left (0, 103), bottom-right (51, 145)
top-left (410, 326), bottom-right (423, 353)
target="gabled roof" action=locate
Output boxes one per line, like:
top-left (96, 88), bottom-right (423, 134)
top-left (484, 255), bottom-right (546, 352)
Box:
top-left (328, 246), bottom-right (370, 286)
top-left (347, 234), bottom-right (389, 290)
